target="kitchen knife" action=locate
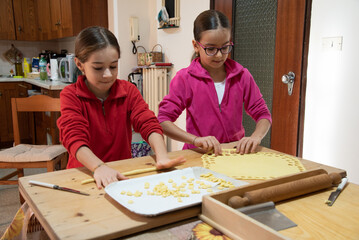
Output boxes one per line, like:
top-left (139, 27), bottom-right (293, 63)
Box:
top-left (325, 177), bottom-right (348, 206)
top-left (29, 180), bottom-right (90, 196)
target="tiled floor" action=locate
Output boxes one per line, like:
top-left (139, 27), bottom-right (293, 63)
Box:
top-left (0, 168), bottom-right (46, 237)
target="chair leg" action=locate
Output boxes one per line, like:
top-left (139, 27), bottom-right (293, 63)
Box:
top-left (61, 152), bottom-right (68, 170)
top-left (47, 161), bottom-right (55, 172)
top-left (17, 168), bottom-right (24, 178)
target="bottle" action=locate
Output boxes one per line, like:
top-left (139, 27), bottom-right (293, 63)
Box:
top-left (15, 56), bottom-right (23, 77)
top-left (39, 55), bottom-right (48, 80)
top-left (23, 58), bottom-right (31, 78)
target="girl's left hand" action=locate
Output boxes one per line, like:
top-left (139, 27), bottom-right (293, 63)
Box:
top-left (236, 136), bottom-right (262, 154)
top-left (156, 156), bottom-right (186, 170)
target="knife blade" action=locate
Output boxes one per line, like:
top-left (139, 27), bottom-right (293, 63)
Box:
top-left (29, 180), bottom-right (90, 196)
top-left (325, 177), bottom-right (348, 206)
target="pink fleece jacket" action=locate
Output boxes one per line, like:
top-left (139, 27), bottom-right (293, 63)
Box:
top-left (158, 58), bottom-right (272, 149)
top-left (57, 75), bottom-right (162, 169)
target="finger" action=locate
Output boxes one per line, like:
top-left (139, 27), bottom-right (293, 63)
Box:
top-left (200, 139), bottom-right (209, 150)
top-left (103, 177), bottom-right (113, 187)
top-left (212, 141), bottom-right (221, 156)
top-left (200, 140), bottom-right (208, 151)
top-left (239, 140), bottom-right (247, 154)
top-left (117, 172), bottom-right (128, 180)
top-left (244, 141), bottom-right (252, 154)
top-left (235, 140), bottom-right (245, 154)
top-left (250, 142), bottom-right (257, 153)
top-left (95, 179), bottom-right (103, 189)
top-left (215, 138), bottom-right (222, 155)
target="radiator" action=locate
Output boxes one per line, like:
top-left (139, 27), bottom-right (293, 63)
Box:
top-left (142, 68), bottom-right (169, 116)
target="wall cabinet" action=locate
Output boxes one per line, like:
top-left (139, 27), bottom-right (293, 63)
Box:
top-left (13, 0), bottom-right (39, 41)
top-left (0, 82), bottom-right (32, 148)
top-left (0, 0), bottom-right (16, 40)
top-left (0, 0), bottom-right (108, 41)
top-left (37, 0), bottom-right (108, 40)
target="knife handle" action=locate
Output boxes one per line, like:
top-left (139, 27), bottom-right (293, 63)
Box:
top-left (29, 180), bottom-right (55, 189)
top-left (337, 177), bottom-right (348, 191)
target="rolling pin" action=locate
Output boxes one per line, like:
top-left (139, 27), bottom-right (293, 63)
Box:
top-left (228, 172), bottom-right (342, 208)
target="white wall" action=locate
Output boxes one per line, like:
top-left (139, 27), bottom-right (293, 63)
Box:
top-left (156, 0), bottom-right (209, 151)
top-left (108, 0), bottom-right (158, 80)
top-left (108, 0), bottom-right (209, 151)
top-left (303, 0), bottom-right (359, 184)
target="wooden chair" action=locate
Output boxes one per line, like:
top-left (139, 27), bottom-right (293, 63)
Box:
top-left (0, 95), bottom-right (68, 188)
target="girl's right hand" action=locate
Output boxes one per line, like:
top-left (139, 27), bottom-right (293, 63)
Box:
top-left (193, 136), bottom-right (222, 155)
top-left (93, 164), bottom-right (128, 189)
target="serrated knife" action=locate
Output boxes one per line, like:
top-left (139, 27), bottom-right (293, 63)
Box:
top-left (325, 177), bottom-right (348, 206)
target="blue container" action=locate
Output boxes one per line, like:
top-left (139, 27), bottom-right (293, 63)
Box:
top-left (32, 57), bottom-right (39, 72)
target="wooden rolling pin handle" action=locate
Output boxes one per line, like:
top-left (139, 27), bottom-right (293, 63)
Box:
top-left (329, 172), bottom-right (342, 185)
top-left (228, 172), bottom-right (342, 209)
top-left (228, 196), bottom-right (249, 208)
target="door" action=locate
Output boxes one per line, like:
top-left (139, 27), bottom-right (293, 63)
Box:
top-left (37, 0), bottom-right (52, 40)
top-left (211, 0), bottom-right (310, 156)
top-left (0, 0), bottom-right (16, 40)
top-left (12, 0), bottom-right (38, 40)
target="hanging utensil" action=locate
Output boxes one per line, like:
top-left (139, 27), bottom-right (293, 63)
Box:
top-left (3, 44), bottom-right (23, 64)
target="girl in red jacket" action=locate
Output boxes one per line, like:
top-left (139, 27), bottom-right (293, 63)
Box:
top-left (57, 26), bottom-right (185, 189)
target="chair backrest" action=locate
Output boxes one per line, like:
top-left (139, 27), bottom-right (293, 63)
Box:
top-left (11, 95), bottom-right (61, 145)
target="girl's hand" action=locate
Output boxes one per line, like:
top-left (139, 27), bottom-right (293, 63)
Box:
top-left (236, 136), bottom-right (262, 154)
top-left (93, 164), bottom-right (128, 189)
top-left (156, 156), bottom-right (186, 170)
top-left (193, 136), bottom-right (222, 155)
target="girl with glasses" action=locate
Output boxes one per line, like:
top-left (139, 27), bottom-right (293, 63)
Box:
top-left (158, 10), bottom-right (272, 155)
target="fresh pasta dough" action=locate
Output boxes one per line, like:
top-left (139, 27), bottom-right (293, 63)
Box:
top-left (202, 149), bottom-right (306, 180)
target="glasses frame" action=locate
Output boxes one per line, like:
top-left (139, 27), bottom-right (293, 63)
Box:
top-left (196, 41), bottom-right (234, 56)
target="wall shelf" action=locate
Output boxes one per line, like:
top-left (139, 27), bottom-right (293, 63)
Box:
top-left (158, 26), bottom-right (179, 30)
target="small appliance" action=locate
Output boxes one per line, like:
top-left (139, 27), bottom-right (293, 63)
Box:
top-left (58, 53), bottom-right (80, 83)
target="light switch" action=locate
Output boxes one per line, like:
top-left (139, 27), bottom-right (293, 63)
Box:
top-left (322, 36), bottom-right (343, 51)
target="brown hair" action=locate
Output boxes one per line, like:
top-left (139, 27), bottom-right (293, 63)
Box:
top-left (193, 10), bottom-right (231, 41)
top-left (75, 26), bottom-right (121, 63)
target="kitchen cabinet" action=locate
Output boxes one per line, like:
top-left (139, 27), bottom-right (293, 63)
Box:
top-left (0, 82), bottom-right (32, 148)
top-left (0, 0), bottom-right (16, 40)
top-left (12, 0), bottom-right (39, 41)
top-left (37, 0), bottom-right (108, 40)
top-left (0, 0), bottom-right (108, 41)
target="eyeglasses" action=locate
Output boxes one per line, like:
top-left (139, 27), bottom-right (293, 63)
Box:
top-left (196, 41), bottom-right (234, 56)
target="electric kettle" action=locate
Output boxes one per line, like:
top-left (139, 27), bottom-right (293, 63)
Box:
top-left (58, 54), bottom-right (80, 83)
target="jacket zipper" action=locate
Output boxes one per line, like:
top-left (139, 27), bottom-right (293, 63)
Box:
top-left (102, 101), bottom-right (105, 116)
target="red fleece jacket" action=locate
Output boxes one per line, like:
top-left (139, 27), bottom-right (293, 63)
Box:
top-left (57, 76), bottom-right (162, 169)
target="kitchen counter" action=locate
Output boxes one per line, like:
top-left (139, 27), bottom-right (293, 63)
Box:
top-left (0, 77), bottom-right (70, 90)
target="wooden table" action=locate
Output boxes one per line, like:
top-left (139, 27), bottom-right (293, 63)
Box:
top-left (18, 143), bottom-right (359, 239)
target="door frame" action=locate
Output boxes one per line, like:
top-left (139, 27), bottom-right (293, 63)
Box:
top-left (210, 0), bottom-right (312, 157)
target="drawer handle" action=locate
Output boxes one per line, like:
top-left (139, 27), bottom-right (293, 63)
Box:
top-left (18, 84), bottom-right (28, 89)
